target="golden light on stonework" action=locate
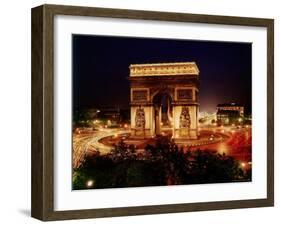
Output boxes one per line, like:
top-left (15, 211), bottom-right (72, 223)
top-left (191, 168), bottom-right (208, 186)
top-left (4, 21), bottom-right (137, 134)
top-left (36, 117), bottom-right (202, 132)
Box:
top-left (129, 62), bottom-right (199, 77)
top-left (129, 61), bottom-right (199, 140)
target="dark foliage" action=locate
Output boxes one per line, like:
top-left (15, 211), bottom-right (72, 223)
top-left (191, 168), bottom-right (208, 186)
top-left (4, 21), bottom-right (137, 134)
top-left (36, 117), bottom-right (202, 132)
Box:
top-left (73, 136), bottom-right (251, 190)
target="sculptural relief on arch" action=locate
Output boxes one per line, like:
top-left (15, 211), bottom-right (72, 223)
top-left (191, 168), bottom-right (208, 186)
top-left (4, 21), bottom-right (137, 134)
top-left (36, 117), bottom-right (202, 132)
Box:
top-left (129, 62), bottom-right (200, 140)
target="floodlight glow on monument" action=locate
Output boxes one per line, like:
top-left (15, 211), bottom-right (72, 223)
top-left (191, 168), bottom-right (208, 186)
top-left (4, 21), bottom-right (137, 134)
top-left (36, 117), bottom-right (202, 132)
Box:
top-left (129, 62), bottom-right (199, 140)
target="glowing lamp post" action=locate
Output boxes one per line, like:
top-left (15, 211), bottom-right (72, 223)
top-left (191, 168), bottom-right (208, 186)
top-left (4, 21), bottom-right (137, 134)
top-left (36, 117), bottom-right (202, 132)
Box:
top-left (238, 117), bottom-right (243, 124)
top-left (86, 180), bottom-right (94, 188)
top-left (225, 118), bottom-right (229, 124)
top-left (241, 162), bottom-right (246, 168)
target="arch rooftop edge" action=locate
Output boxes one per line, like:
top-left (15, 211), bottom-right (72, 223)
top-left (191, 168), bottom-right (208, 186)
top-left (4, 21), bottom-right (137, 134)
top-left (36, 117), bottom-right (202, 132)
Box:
top-left (129, 62), bottom-right (200, 77)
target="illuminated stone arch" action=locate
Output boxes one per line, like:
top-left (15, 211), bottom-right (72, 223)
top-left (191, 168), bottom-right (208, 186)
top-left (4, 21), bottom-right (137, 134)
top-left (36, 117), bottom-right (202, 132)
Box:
top-left (129, 62), bottom-right (200, 140)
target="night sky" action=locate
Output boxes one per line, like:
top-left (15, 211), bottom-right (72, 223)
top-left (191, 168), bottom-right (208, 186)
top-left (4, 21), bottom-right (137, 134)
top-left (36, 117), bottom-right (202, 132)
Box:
top-left (73, 35), bottom-right (252, 113)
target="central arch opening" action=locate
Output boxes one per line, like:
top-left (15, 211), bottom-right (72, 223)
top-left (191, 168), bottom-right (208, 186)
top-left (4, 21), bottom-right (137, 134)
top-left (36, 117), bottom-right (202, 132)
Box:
top-left (152, 91), bottom-right (173, 135)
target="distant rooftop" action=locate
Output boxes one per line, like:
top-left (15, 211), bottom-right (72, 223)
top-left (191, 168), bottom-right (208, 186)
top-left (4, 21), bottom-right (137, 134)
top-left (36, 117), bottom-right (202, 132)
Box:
top-left (129, 62), bottom-right (199, 77)
top-left (217, 103), bottom-right (243, 107)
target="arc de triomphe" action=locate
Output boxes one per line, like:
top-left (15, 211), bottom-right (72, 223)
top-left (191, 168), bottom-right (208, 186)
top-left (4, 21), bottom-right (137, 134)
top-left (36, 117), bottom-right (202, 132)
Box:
top-left (129, 62), bottom-right (200, 140)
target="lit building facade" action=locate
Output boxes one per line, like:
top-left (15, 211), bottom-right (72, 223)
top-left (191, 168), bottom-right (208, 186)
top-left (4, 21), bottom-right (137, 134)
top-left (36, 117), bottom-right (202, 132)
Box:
top-left (216, 103), bottom-right (244, 124)
top-left (129, 62), bottom-right (200, 140)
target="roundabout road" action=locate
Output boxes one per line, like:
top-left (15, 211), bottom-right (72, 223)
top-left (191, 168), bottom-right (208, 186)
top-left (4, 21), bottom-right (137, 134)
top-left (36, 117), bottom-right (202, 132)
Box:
top-left (73, 128), bottom-right (129, 168)
top-left (73, 125), bottom-right (251, 168)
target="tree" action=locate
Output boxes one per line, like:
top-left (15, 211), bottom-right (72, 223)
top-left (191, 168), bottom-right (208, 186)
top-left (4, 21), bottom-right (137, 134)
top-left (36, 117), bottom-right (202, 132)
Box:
top-left (73, 138), bottom-right (250, 190)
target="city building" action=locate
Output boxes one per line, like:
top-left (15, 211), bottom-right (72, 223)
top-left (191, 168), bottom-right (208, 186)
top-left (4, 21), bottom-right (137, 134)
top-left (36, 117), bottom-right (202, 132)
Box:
top-left (216, 103), bottom-right (244, 125)
top-left (97, 107), bottom-right (130, 123)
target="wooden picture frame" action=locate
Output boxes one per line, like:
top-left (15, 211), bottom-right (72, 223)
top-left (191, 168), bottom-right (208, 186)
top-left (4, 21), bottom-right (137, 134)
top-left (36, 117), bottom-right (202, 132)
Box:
top-left (31, 4), bottom-right (274, 221)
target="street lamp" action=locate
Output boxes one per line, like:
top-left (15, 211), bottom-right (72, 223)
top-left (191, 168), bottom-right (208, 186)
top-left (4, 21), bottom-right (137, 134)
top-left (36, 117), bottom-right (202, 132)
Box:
top-left (225, 118), bottom-right (229, 124)
top-left (86, 180), bottom-right (94, 188)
